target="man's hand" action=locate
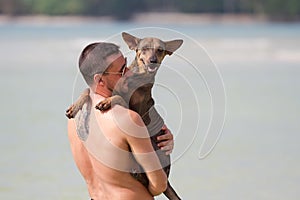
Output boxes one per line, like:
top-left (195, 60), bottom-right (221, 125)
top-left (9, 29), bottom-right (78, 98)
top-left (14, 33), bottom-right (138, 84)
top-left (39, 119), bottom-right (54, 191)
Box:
top-left (157, 125), bottom-right (174, 155)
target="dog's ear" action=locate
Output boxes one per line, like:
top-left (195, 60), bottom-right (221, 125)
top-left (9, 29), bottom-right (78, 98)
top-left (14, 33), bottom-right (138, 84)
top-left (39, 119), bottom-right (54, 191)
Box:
top-left (122, 32), bottom-right (141, 51)
top-left (165, 39), bottom-right (183, 55)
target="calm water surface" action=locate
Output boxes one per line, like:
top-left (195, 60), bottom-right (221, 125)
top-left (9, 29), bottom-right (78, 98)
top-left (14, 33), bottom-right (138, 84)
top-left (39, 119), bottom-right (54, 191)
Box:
top-left (0, 21), bottom-right (300, 200)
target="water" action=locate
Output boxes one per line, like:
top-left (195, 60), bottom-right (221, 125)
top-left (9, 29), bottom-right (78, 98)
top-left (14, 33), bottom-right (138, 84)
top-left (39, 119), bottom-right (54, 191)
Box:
top-left (0, 20), bottom-right (300, 200)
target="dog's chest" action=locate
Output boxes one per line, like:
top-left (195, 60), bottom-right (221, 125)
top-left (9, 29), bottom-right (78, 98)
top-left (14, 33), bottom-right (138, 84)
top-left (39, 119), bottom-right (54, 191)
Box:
top-left (125, 73), bottom-right (155, 115)
top-left (130, 84), bottom-right (153, 104)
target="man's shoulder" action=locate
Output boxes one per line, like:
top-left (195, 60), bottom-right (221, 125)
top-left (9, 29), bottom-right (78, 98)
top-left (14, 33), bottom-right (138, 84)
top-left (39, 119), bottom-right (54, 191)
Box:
top-left (109, 105), bottom-right (148, 138)
top-left (111, 105), bottom-right (144, 126)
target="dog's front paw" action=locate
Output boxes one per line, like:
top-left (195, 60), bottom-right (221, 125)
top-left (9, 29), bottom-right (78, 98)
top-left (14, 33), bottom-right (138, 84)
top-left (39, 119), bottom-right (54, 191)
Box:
top-left (95, 98), bottom-right (112, 111)
top-left (65, 105), bottom-right (76, 119)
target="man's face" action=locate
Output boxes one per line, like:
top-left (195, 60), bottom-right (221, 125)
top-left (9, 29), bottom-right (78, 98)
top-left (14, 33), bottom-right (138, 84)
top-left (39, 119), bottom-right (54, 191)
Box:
top-left (102, 53), bottom-right (127, 93)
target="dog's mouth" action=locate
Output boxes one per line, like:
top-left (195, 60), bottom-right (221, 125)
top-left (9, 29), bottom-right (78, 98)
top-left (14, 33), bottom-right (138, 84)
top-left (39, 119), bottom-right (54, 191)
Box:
top-left (146, 63), bottom-right (159, 73)
top-left (140, 59), bottom-right (159, 73)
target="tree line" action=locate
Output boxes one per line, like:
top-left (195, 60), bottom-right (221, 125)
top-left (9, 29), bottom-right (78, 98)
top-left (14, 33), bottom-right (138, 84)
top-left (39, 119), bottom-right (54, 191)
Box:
top-left (0, 0), bottom-right (299, 21)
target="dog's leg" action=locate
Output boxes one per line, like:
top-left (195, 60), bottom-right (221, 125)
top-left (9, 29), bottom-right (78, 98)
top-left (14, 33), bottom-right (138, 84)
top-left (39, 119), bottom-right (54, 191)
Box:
top-left (164, 181), bottom-right (181, 200)
top-left (95, 95), bottom-right (128, 111)
top-left (65, 88), bottom-right (90, 119)
top-left (131, 172), bottom-right (148, 188)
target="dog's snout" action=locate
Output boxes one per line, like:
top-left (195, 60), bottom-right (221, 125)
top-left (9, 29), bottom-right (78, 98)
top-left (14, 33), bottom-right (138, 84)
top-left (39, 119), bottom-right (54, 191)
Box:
top-left (150, 56), bottom-right (157, 63)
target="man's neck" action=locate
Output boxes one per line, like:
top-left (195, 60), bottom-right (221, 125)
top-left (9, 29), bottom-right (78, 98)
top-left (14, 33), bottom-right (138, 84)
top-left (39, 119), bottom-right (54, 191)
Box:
top-left (89, 90), bottom-right (105, 105)
top-left (95, 90), bottom-right (111, 98)
top-left (91, 85), bottom-right (112, 98)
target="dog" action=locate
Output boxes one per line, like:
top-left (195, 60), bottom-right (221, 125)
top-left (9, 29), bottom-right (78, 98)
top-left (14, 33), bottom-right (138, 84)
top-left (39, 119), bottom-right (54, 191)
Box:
top-left (66, 32), bottom-right (183, 200)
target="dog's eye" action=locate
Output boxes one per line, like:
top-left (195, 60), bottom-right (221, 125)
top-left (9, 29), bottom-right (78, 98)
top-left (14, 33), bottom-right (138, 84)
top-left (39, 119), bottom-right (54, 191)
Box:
top-left (157, 48), bottom-right (164, 54)
top-left (141, 47), bottom-right (148, 54)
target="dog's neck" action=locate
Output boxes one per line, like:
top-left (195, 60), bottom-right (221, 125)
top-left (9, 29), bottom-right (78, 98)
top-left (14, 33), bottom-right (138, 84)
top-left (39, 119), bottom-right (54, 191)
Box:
top-left (128, 58), bottom-right (138, 70)
top-left (128, 57), bottom-right (147, 74)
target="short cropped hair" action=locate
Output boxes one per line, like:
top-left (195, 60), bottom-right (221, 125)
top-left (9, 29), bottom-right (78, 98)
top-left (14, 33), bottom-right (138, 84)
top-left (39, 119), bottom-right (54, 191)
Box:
top-left (78, 42), bottom-right (120, 86)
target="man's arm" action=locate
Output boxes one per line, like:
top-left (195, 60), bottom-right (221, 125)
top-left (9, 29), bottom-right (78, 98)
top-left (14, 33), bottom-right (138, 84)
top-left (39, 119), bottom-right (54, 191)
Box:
top-left (67, 119), bottom-right (94, 184)
top-left (124, 111), bottom-right (168, 196)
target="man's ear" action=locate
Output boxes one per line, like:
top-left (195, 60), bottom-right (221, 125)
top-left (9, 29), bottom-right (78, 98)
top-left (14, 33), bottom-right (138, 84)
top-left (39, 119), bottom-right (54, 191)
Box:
top-left (165, 39), bottom-right (183, 55)
top-left (122, 32), bottom-right (141, 51)
top-left (94, 74), bottom-right (103, 85)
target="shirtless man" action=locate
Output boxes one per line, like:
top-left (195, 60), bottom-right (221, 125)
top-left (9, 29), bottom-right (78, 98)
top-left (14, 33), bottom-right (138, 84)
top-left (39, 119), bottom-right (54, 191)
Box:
top-left (68, 42), bottom-right (174, 199)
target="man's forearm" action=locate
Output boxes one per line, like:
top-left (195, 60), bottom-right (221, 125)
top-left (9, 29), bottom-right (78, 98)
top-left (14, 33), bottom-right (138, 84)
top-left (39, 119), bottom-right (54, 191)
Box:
top-left (147, 171), bottom-right (167, 196)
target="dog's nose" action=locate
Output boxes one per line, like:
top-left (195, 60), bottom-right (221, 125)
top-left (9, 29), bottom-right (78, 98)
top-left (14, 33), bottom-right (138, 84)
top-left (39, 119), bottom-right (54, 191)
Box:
top-left (150, 56), bottom-right (157, 63)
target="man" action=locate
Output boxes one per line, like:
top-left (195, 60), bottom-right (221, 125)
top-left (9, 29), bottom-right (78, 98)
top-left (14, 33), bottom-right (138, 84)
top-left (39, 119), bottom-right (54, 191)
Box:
top-left (68, 42), bottom-right (174, 199)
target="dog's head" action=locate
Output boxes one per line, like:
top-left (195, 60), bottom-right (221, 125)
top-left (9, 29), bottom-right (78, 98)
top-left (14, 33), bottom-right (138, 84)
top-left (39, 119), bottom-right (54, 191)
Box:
top-left (122, 32), bottom-right (183, 74)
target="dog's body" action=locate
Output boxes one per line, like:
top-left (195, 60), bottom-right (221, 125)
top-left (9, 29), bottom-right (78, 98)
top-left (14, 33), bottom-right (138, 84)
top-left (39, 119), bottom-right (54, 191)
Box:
top-left (66, 32), bottom-right (183, 200)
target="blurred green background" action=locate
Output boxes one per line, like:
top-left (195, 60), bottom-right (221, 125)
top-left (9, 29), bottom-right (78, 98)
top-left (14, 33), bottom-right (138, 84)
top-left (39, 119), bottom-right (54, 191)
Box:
top-left (0, 0), bottom-right (300, 21)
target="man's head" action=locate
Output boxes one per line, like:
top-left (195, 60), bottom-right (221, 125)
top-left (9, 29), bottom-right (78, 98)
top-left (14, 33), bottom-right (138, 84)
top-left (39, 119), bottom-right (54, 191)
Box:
top-left (79, 42), bottom-right (127, 96)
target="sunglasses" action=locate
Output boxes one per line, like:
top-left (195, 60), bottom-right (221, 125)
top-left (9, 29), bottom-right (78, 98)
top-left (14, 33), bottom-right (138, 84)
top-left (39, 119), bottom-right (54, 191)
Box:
top-left (103, 57), bottom-right (127, 77)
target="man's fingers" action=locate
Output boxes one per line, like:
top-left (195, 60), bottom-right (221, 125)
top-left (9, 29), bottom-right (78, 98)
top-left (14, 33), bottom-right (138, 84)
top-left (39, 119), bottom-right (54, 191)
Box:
top-left (158, 140), bottom-right (174, 155)
top-left (157, 140), bottom-right (173, 147)
top-left (165, 150), bottom-right (172, 156)
top-left (159, 145), bottom-right (174, 155)
top-left (160, 144), bottom-right (173, 151)
top-left (161, 124), bottom-right (167, 130)
top-left (157, 132), bottom-right (173, 141)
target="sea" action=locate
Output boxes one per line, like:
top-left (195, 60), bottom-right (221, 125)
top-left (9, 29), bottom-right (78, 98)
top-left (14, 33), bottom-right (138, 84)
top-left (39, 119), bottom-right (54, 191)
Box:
top-left (0, 19), bottom-right (300, 200)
